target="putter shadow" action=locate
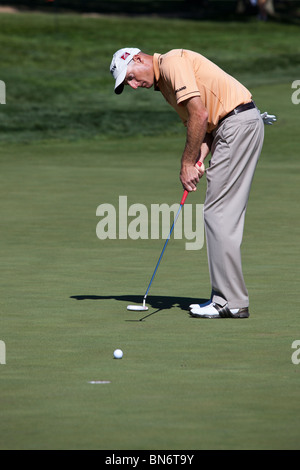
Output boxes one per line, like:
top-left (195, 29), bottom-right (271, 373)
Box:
top-left (70, 294), bottom-right (209, 319)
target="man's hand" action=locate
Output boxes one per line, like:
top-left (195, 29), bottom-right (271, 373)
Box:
top-left (180, 161), bottom-right (205, 192)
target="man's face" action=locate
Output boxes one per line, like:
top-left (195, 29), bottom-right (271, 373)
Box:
top-left (124, 56), bottom-right (154, 90)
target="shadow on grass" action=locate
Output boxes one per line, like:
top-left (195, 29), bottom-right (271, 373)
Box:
top-left (70, 294), bottom-right (209, 321)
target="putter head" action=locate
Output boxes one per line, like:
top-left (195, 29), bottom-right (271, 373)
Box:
top-left (127, 305), bottom-right (149, 311)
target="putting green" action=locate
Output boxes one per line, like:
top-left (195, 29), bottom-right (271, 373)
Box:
top-left (0, 11), bottom-right (300, 450)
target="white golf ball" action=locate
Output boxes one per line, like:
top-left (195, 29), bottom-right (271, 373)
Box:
top-left (113, 349), bottom-right (123, 359)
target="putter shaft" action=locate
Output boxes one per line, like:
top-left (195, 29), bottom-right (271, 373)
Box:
top-left (143, 191), bottom-right (188, 304)
top-left (142, 161), bottom-right (203, 307)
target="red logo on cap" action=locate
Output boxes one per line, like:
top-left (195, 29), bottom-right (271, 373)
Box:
top-left (121, 52), bottom-right (130, 60)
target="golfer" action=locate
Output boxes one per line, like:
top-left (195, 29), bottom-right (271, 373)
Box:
top-left (110, 48), bottom-right (265, 319)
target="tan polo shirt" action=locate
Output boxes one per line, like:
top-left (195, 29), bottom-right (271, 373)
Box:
top-left (153, 49), bottom-right (252, 133)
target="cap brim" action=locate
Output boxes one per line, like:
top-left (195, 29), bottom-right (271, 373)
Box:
top-left (115, 83), bottom-right (124, 95)
top-left (114, 68), bottom-right (126, 95)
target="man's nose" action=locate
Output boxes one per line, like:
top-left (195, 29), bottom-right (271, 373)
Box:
top-left (128, 81), bottom-right (139, 90)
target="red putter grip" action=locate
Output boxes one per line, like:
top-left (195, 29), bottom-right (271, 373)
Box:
top-left (180, 190), bottom-right (189, 205)
top-left (180, 161), bottom-right (203, 205)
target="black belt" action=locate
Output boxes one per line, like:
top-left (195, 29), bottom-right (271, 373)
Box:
top-left (219, 101), bottom-right (256, 125)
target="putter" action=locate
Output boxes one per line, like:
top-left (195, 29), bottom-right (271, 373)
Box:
top-left (127, 161), bottom-right (203, 312)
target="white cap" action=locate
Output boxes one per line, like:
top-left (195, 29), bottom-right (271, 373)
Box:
top-left (110, 48), bottom-right (141, 94)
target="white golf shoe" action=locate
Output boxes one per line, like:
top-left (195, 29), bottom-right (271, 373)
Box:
top-left (189, 302), bottom-right (249, 319)
top-left (189, 300), bottom-right (212, 310)
top-left (189, 302), bottom-right (220, 318)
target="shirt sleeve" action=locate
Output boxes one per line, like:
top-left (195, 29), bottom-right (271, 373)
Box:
top-left (160, 55), bottom-right (201, 105)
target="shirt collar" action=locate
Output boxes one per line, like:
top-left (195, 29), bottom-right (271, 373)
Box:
top-left (153, 53), bottom-right (161, 91)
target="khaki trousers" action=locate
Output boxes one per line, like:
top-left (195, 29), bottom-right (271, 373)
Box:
top-left (204, 107), bottom-right (264, 309)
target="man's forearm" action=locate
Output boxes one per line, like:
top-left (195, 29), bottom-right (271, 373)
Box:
top-left (179, 96), bottom-right (208, 191)
top-left (181, 113), bottom-right (207, 167)
top-left (199, 133), bottom-right (213, 164)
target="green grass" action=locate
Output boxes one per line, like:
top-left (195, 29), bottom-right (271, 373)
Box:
top-left (0, 12), bottom-right (300, 450)
top-left (1, 12), bottom-right (300, 142)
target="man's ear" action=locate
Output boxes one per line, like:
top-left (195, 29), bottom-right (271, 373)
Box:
top-left (133, 54), bottom-right (142, 64)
